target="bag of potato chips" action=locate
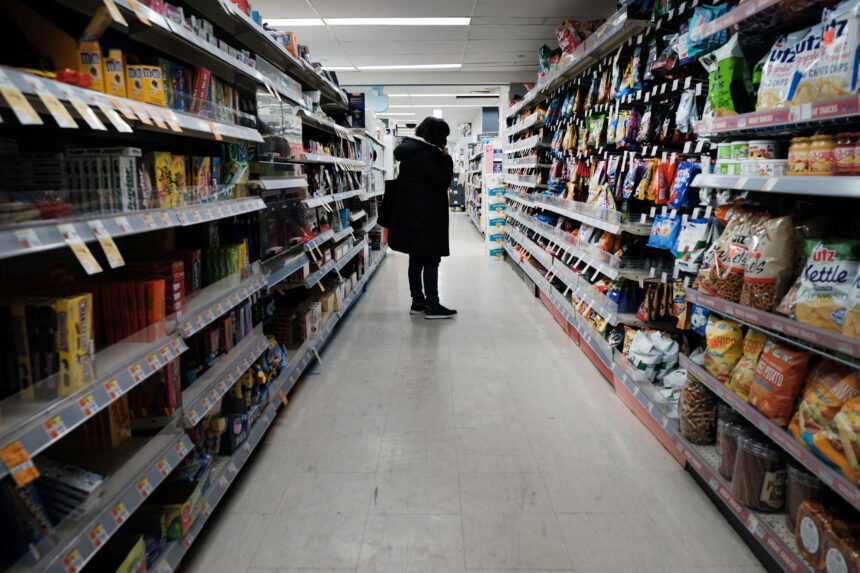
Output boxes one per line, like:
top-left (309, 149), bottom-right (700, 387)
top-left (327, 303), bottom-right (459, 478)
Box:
top-left (812, 396), bottom-right (860, 483)
top-left (818, 0), bottom-right (860, 100)
top-left (796, 239), bottom-right (860, 333)
top-left (787, 24), bottom-right (825, 105)
top-left (790, 360), bottom-right (860, 443)
top-left (757, 31), bottom-right (805, 110)
top-left (727, 330), bottom-right (769, 400)
top-left (844, 267), bottom-right (860, 338)
top-left (704, 317), bottom-right (744, 382)
top-left (749, 340), bottom-right (813, 426)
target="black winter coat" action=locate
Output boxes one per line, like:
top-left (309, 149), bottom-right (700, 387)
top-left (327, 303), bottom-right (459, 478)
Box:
top-left (388, 137), bottom-right (454, 257)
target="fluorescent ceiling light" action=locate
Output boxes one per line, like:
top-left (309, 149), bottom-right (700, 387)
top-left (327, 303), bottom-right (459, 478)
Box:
top-left (357, 64), bottom-right (461, 71)
top-left (265, 18), bottom-right (324, 26)
top-left (321, 66), bottom-right (357, 71)
top-left (388, 93), bottom-right (498, 97)
top-left (326, 18), bottom-right (470, 26)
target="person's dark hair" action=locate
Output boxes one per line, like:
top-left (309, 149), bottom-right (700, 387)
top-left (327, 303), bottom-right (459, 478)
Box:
top-left (415, 117), bottom-right (450, 148)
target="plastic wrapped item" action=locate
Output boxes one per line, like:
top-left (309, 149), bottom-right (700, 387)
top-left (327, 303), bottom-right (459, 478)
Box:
top-left (790, 360), bottom-right (860, 444)
top-left (700, 35), bottom-right (755, 117)
top-left (731, 432), bottom-right (787, 511)
top-left (822, 523), bottom-right (860, 573)
top-left (647, 214), bottom-right (682, 250)
top-left (673, 217), bottom-right (712, 275)
top-left (750, 340), bottom-right (813, 426)
top-left (786, 463), bottom-right (829, 532)
top-left (727, 330), bottom-right (768, 401)
top-left (796, 239), bottom-right (860, 334)
top-left (812, 396), bottom-right (860, 483)
top-left (679, 378), bottom-right (718, 444)
top-left (717, 417), bottom-right (743, 479)
top-left (739, 216), bottom-right (796, 312)
top-left (704, 316), bottom-right (744, 382)
top-left (796, 502), bottom-right (835, 568)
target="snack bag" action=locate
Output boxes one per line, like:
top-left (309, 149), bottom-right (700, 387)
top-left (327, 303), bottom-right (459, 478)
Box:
top-left (674, 217), bottom-right (712, 275)
top-left (795, 239), bottom-right (860, 333)
top-left (668, 161), bottom-right (701, 209)
top-left (704, 316), bottom-right (744, 382)
top-left (790, 360), bottom-right (860, 442)
top-left (727, 330), bottom-right (769, 400)
top-left (757, 31), bottom-right (804, 110)
top-left (845, 267), bottom-right (860, 338)
top-left (812, 396), bottom-right (860, 482)
top-left (740, 216), bottom-right (795, 312)
top-left (701, 35), bottom-right (755, 117)
top-left (647, 214), bottom-right (681, 251)
top-left (749, 340), bottom-right (813, 426)
top-left (817, 0), bottom-right (860, 100)
top-left (787, 24), bottom-right (825, 105)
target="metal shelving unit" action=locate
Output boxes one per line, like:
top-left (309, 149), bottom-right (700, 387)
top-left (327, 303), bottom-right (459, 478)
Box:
top-left (692, 174), bottom-right (860, 199)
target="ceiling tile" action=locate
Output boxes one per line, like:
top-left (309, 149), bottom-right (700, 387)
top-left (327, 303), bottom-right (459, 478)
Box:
top-left (465, 38), bottom-right (547, 53)
top-left (347, 53), bottom-right (465, 66)
top-left (468, 25), bottom-right (558, 41)
top-left (474, 0), bottom-right (611, 19)
top-left (309, 0), bottom-right (473, 17)
top-left (339, 40), bottom-right (465, 56)
top-left (464, 51), bottom-right (537, 64)
top-left (331, 26), bottom-right (468, 42)
top-left (250, 0), bottom-right (319, 18)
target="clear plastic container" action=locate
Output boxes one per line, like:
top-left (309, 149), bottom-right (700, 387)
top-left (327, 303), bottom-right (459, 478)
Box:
top-left (731, 433), bottom-right (787, 511)
top-left (786, 463), bottom-right (829, 531)
top-left (717, 418), bottom-right (743, 478)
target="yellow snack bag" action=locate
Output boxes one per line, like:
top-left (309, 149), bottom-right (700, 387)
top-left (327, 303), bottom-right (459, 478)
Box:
top-left (704, 317), bottom-right (744, 382)
top-left (727, 330), bottom-right (768, 400)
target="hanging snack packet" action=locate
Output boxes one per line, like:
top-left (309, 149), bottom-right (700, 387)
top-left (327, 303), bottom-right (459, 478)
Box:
top-left (727, 330), bottom-right (769, 400)
top-left (668, 161), bottom-right (702, 209)
top-left (790, 360), bottom-right (860, 442)
top-left (815, 0), bottom-right (860, 101)
top-left (631, 44), bottom-right (643, 91)
top-left (610, 48), bottom-right (624, 100)
top-left (701, 35), bottom-right (755, 117)
top-left (673, 217), bottom-right (712, 274)
top-left (787, 24), bottom-right (825, 105)
top-left (647, 213), bottom-right (682, 250)
top-left (757, 31), bottom-right (804, 110)
top-left (643, 37), bottom-right (659, 83)
top-left (740, 216), bottom-right (796, 312)
top-left (796, 239), bottom-right (860, 333)
top-left (688, 5), bottom-right (729, 59)
top-left (635, 158), bottom-right (658, 200)
top-left (652, 34), bottom-right (679, 79)
top-left (749, 340), bottom-right (814, 426)
top-left (690, 304), bottom-right (710, 335)
top-left (704, 316), bottom-right (745, 382)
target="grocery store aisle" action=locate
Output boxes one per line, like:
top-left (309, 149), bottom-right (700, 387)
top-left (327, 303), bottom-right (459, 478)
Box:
top-left (185, 214), bottom-right (764, 573)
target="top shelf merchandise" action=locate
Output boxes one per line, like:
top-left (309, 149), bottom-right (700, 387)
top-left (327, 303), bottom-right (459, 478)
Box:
top-left (500, 1), bottom-right (860, 571)
top-left (0, 0), bottom-right (387, 571)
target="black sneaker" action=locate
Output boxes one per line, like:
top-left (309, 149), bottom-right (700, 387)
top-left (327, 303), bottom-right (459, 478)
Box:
top-left (410, 300), bottom-right (425, 315)
top-left (424, 303), bottom-right (457, 319)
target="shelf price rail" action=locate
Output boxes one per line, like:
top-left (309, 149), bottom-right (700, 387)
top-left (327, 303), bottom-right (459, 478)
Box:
top-left (179, 273), bottom-right (268, 338)
top-left (692, 174), bottom-right (860, 199)
top-left (501, 241), bottom-right (813, 572)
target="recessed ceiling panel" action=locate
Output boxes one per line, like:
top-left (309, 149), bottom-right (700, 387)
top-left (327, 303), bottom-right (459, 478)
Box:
top-left (331, 26), bottom-right (468, 42)
top-left (340, 40), bottom-right (465, 56)
top-left (309, 0), bottom-right (472, 18)
top-left (468, 25), bottom-right (558, 41)
top-left (474, 0), bottom-right (612, 19)
top-left (250, 0), bottom-right (318, 18)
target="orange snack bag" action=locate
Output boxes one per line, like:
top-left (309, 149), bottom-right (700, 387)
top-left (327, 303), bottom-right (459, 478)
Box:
top-left (790, 360), bottom-right (860, 442)
top-left (749, 340), bottom-right (813, 426)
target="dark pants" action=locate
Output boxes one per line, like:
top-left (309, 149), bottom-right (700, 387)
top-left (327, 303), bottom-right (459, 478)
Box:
top-left (408, 255), bottom-right (440, 305)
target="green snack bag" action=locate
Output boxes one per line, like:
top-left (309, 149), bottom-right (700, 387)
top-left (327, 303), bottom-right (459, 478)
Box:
top-left (701, 35), bottom-right (754, 117)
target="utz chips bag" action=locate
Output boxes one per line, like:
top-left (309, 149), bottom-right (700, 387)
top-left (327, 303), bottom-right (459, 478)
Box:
top-left (757, 31), bottom-right (804, 110)
top-left (790, 360), bottom-right (860, 443)
top-left (749, 341), bottom-right (813, 426)
top-left (704, 317), bottom-right (744, 382)
top-left (844, 266), bottom-right (860, 338)
top-left (812, 396), bottom-right (860, 483)
top-left (727, 330), bottom-right (769, 400)
top-left (796, 239), bottom-right (860, 333)
top-left (787, 24), bottom-right (825, 105)
top-left (817, 0), bottom-right (860, 100)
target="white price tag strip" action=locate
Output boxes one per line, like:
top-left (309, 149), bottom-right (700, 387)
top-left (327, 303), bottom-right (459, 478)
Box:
top-left (58, 224), bottom-right (103, 274)
top-left (87, 219), bottom-right (125, 268)
top-left (24, 76), bottom-right (76, 128)
top-left (0, 68), bottom-right (41, 125)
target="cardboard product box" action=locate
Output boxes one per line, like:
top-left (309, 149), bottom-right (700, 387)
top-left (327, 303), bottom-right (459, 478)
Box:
top-left (307, 302), bottom-right (322, 337)
top-left (320, 290), bottom-right (338, 316)
top-left (192, 157), bottom-right (211, 203)
top-left (53, 293), bottom-right (94, 396)
top-left (169, 155), bottom-right (187, 206)
top-left (144, 475), bottom-right (206, 540)
top-left (151, 151), bottom-right (172, 208)
top-left (9, 298), bottom-right (33, 397)
top-left (221, 412), bottom-right (249, 454)
top-left (77, 41), bottom-right (104, 93)
top-left (104, 49), bottom-right (127, 98)
top-left (126, 65), bottom-right (167, 106)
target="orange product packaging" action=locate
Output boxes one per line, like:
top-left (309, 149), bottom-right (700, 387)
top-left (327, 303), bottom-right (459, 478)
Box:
top-left (813, 396), bottom-right (860, 483)
top-left (749, 340), bottom-right (813, 426)
top-left (790, 360), bottom-right (860, 443)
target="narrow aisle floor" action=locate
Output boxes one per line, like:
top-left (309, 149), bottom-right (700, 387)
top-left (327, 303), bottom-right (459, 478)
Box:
top-left (185, 214), bottom-right (765, 573)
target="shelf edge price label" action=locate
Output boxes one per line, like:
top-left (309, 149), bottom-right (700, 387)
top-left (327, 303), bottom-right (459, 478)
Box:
top-left (172, 338), bottom-right (186, 354)
top-left (111, 502), bottom-right (129, 525)
top-left (25, 75), bottom-right (77, 128)
top-left (88, 523), bottom-right (109, 549)
top-left (0, 68), bottom-right (42, 125)
top-left (156, 457), bottom-right (172, 477)
top-left (78, 395), bottom-right (97, 418)
top-left (62, 548), bottom-right (84, 573)
top-left (0, 441), bottom-right (40, 486)
top-left (137, 477), bottom-right (153, 498)
top-left (87, 219), bottom-right (125, 268)
top-left (157, 210), bottom-right (172, 226)
top-left (146, 353), bottom-right (162, 372)
top-left (58, 223), bottom-right (103, 275)
top-left (187, 409), bottom-right (200, 425)
top-left (201, 396), bottom-right (211, 412)
top-left (159, 345), bottom-right (173, 362)
top-left (128, 362), bottom-right (145, 383)
top-left (174, 439), bottom-right (189, 458)
top-left (13, 228), bottom-right (42, 250)
top-left (114, 215), bottom-right (132, 233)
top-left (209, 388), bottom-right (219, 402)
top-left (43, 415), bottom-right (68, 441)
top-left (104, 378), bottom-right (121, 399)
top-left (218, 380), bottom-right (229, 394)
top-left (141, 212), bottom-right (157, 229)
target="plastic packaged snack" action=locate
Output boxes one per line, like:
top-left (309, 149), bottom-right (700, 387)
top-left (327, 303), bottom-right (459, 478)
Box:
top-left (796, 239), bottom-right (860, 333)
top-left (727, 330), bottom-right (768, 400)
top-left (690, 303), bottom-right (710, 336)
top-left (786, 463), bottom-right (829, 532)
top-left (647, 214), bottom-right (681, 251)
top-left (845, 266), bottom-right (860, 338)
top-left (750, 340), bottom-right (814, 426)
top-left (705, 212), bottom-right (769, 303)
top-left (700, 35), bottom-right (755, 117)
top-left (643, 37), bottom-right (659, 83)
top-left (717, 417), bottom-right (743, 479)
top-left (731, 431), bottom-right (787, 511)
top-left (687, 4), bottom-right (729, 60)
top-left (668, 161), bottom-right (701, 209)
top-left (679, 378), bottom-right (718, 444)
top-left (757, 31), bottom-right (804, 110)
top-left (790, 360), bottom-right (860, 442)
top-left (796, 502), bottom-right (835, 568)
top-left (822, 524), bottom-right (860, 573)
top-left (813, 396), bottom-right (860, 482)
top-left (704, 316), bottom-right (745, 382)
top-left (816, 0), bottom-right (860, 100)
top-left (651, 34), bottom-right (678, 79)
top-left (740, 216), bottom-right (795, 312)
top-left (674, 217), bottom-right (712, 275)
top-left (787, 24), bottom-right (825, 105)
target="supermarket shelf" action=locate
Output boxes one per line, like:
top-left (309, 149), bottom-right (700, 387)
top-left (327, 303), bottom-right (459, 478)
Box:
top-left (301, 239), bottom-right (365, 288)
top-left (469, 209), bottom-right (484, 237)
top-left (179, 273), bottom-right (267, 338)
top-left (182, 330), bottom-right (269, 426)
top-left (676, 441), bottom-right (814, 573)
top-left (332, 226), bottom-right (355, 243)
top-left (359, 216), bottom-right (379, 235)
top-left (358, 189), bottom-right (385, 200)
top-left (294, 154), bottom-right (367, 170)
top-left (0, 331), bottom-right (188, 479)
top-left (264, 251), bottom-right (310, 288)
top-left (12, 430), bottom-right (194, 573)
top-left (470, 149), bottom-right (483, 161)
top-left (697, 94), bottom-right (860, 138)
top-left (506, 190), bottom-right (651, 237)
top-left (504, 134), bottom-right (550, 154)
top-left (506, 115), bottom-right (545, 136)
top-left (692, 174), bottom-right (860, 198)
top-left (349, 209), bottom-right (367, 223)
top-left (154, 403), bottom-right (276, 573)
top-left (301, 188), bottom-right (365, 208)
top-left (250, 177), bottom-right (309, 191)
top-left (504, 177), bottom-right (546, 189)
top-left (700, 0), bottom-right (781, 42)
top-left (304, 230), bottom-right (335, 251)
top-left (0, 196), bottom-right (266, 262)
top-left (505, 7), bottom-right (649, 118)
top-left (680, 354), bottom-right (860, 512)
top-left (297, 110), bottom-right (351, 138)
top-left (504, 162), bottom-right (552, 170)
top-left (2, 65), bottom-right (263, 142)
top-left (506, 227), bottom-right (554, 270)
top-left (685, 288), bottom-right (860, 367)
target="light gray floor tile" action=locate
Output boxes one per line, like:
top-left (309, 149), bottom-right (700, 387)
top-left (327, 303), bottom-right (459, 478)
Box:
top-left (370, 471), bottom-right (460, 515)
top-left (249, 513), bottom-right (366, 569)
top-left (278, 472), bottom-right (375, 516)
top-left (358, 514), bottom-right (465, 572)
top-left (377, 437), bottom-right (459, 474)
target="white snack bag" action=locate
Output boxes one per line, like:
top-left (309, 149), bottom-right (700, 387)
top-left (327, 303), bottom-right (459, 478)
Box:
top-left (758, 31), bottom-right (804, 109)
top-left (788, 24), bottom-right (825, 105)
top-left (797, 0), bottom-right (860, 103)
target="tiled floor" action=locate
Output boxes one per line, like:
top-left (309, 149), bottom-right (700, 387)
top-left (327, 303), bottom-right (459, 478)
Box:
top-left (184, 214), bottom-right (765, 573)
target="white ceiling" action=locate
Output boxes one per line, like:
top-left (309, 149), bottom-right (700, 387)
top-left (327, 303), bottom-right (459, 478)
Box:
top-left (257, 0), bottom-right (616, 83)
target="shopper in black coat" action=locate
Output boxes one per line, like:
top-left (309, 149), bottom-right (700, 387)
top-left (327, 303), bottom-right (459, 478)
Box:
top-left (388, 117), bottom-right (457, 319)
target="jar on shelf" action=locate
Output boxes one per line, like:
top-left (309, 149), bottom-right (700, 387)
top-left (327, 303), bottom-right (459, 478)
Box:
top-left (717, 142), bottom-right (733, 160)
top-left (853, 132), bottom-right (860, 176)
top-left (788, 137), bottom-right (811, 175)
top-left (731, 432), bottom-right (787, 512)
top-left (717, 418), bottom-right (743, 479)
top-left (786, 463), bottom-right (829, 531)
top-left (749, 139), bottom-right (779, 159)
top-left (809, 134), bottom-right (837, 176)
top-left (835, 133), bottom-right (855, 176)
top-left (731, 141), bottom-right (749, 160)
